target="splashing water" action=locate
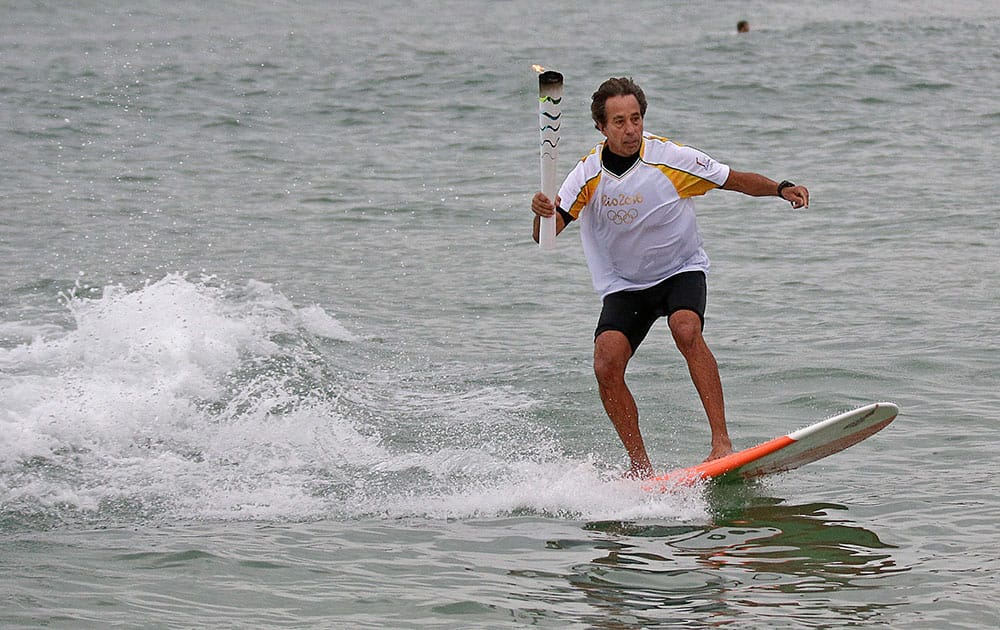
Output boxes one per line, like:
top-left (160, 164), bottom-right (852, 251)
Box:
top-left (0, 275), bottom-right (707, 529)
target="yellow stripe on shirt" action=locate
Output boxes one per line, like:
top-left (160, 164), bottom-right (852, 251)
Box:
top-left (649, 163), bottom-right (720, 198)
top-left (568, 171), bottom-right (602, 219)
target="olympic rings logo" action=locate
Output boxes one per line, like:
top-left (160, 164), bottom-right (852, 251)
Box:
top-left (606, 208), bottom-right (638, 225)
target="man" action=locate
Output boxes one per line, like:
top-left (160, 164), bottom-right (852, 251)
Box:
top-left (530, 77), bottom-right (809, 478)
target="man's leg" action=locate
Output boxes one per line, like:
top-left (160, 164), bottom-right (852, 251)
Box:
top-left (594, 330), bottom-right (653, 478)
top-left (667, 309), bottom-right (734, 461)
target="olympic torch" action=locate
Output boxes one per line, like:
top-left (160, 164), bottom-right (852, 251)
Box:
top-left (534, 65), bottom-right (563, 250)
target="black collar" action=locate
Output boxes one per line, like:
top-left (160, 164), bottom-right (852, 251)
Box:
top-left (601, 144), bottom-right (640, 177)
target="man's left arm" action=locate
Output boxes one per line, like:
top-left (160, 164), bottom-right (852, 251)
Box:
top-left (722, 169), bottom-right (809, 209)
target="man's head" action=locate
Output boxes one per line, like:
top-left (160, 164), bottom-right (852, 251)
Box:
top-left (591, 77), bottom-right (647, 156)
top-left (591, 77), bottom-right (647, 129)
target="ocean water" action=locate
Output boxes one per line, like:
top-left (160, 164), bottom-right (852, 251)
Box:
top-left (2, 0), bottom-right (998, 627)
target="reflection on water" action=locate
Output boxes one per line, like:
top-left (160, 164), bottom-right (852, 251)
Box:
top-left (543, 486), bottom-right (910, 627)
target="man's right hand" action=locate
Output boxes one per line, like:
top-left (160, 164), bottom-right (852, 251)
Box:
top-left (531, 192), bottom-right (567, 244)
top-left (531, 192), bottom-right (558, 217)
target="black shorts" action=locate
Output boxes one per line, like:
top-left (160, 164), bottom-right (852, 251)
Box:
top-left (595, 271), bottom-right (707, 353)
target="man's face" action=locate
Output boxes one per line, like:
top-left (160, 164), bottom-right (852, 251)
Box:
top-left (597, 94), bottom-right (643, 156)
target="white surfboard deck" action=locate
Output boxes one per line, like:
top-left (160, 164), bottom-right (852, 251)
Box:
top-left (644, 402), bottom-right (898, 492)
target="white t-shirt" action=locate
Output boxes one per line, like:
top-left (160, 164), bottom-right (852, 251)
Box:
top-left (559, 134), bottom-right (731, 297)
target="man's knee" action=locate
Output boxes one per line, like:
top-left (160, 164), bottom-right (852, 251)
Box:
top-left (668, 310), bottom-right (704, 353)
top-left (594, 331), bottom-right (631, 385)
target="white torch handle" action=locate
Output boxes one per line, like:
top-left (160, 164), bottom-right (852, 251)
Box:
top-left (537, 71), bottom-right (563, 250)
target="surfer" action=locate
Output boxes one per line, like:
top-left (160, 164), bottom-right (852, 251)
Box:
top-left (530, 77), bottom-right (809, 478)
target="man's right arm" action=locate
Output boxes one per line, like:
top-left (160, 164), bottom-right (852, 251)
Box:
top-left (722, 170), bottom-right (810, 209)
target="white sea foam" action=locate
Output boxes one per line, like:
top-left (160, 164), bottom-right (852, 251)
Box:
top-left (0, 274), bottom-right (708, 525)
top-left (0, 276), bottom-right (372, 518)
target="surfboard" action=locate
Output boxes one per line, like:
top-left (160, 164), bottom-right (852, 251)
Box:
top-left (643, 402), bottom-right (898, 492)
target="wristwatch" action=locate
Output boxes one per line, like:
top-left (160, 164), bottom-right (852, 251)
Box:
top-left (777, 180), bottom-right (795, 197)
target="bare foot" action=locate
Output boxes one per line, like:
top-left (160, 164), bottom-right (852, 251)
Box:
top-left (704, 441), bottom-right (734, 462)
top-left (624, 461), bottom-right (654, 479)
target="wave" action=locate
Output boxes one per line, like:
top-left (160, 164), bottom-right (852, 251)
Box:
top-left (1, 274), bottom-right (707, 530)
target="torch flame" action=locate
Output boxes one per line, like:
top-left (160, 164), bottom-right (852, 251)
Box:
top-left (531, 64), bottom-right (546, 74)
